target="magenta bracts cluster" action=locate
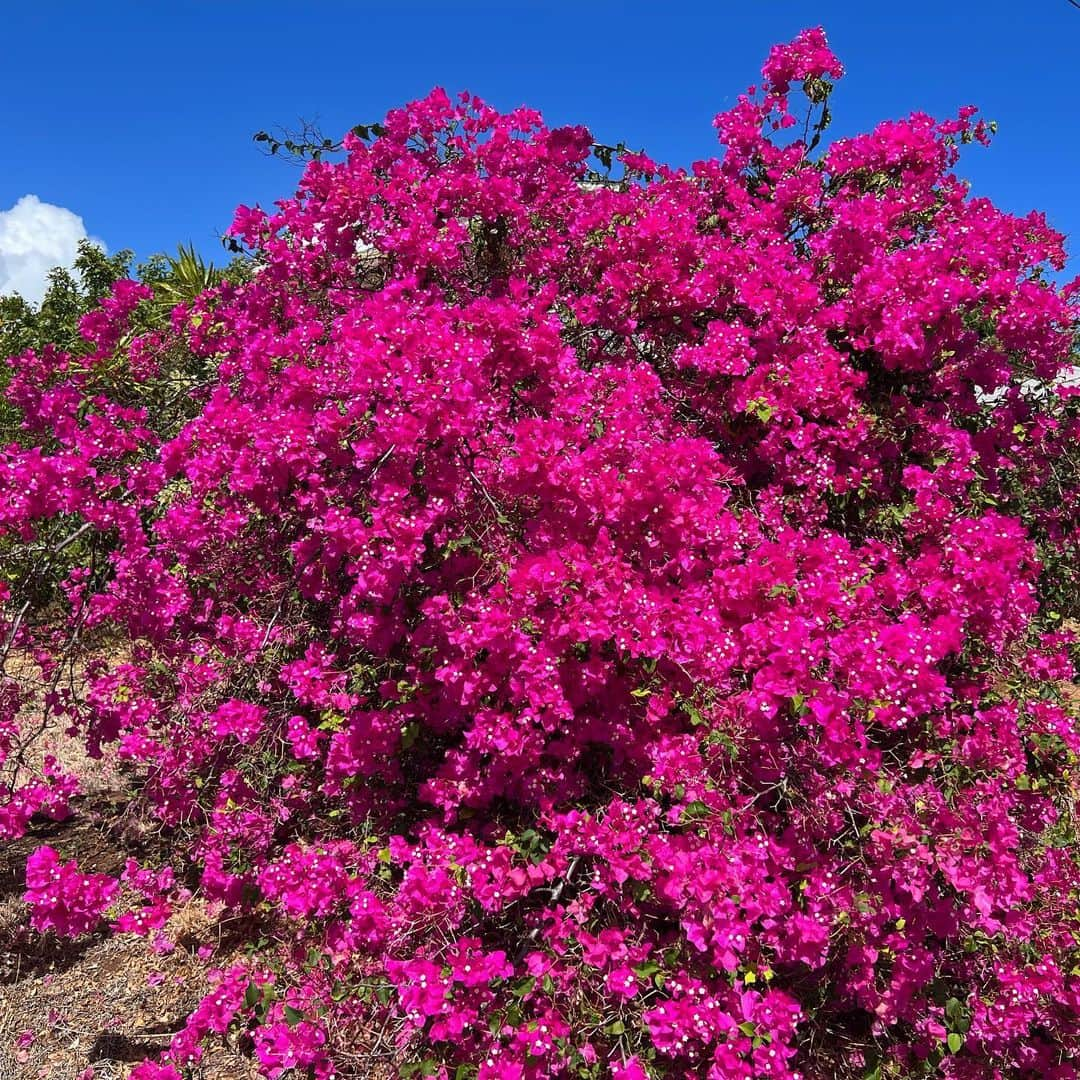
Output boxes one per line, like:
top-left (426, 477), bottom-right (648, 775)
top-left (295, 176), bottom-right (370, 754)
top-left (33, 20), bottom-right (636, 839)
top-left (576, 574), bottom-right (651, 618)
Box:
top-left (3, 27), bottom-right (1080, 1079)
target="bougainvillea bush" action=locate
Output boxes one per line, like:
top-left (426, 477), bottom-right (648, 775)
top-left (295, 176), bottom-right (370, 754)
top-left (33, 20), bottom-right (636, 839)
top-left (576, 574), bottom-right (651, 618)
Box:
top-left (3, 27), bottom-right (1080, 1079)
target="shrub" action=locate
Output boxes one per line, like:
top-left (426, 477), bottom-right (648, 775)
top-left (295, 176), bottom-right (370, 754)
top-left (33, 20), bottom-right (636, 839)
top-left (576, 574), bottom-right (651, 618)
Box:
top-left (3, 27), bottom-right (1080, 1079)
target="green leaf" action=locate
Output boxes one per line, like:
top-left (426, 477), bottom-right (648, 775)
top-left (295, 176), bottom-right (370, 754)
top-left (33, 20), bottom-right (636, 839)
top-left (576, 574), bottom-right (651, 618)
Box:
top-left (283, 1005), bottom-right (304, 1027)
top-left (745, 397), bottom-right (774, 423)
top-left (684, 703), bottom-right (705, 726)
top-left (947, 1032), bottom-right (963, 1054)
top-left (681, 800), bottom-right (711, 824)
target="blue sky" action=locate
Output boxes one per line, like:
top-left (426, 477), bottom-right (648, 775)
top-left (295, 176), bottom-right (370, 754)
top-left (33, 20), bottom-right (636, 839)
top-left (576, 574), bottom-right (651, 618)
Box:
top-left (2, 1), bottom-right (1078, 299)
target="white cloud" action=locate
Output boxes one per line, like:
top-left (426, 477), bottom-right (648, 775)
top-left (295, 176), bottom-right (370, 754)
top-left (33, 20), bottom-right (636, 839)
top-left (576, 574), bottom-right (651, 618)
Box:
top-left (0, 195), bottom-right (106, 305)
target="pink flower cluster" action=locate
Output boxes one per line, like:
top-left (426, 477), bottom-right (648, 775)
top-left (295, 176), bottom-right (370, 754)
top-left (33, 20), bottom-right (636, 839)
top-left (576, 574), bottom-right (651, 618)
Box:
top-left (23, 845), bottom-right (118, 937)
top-left (3, 26), bottom-right (1080, 1079)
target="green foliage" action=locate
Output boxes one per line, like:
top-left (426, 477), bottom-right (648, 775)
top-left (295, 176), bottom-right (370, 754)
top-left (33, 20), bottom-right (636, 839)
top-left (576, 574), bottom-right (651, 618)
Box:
top-left (138, 242), bottom-right (245, 320)
top-left (0, 240), bottom-right (133, 360)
